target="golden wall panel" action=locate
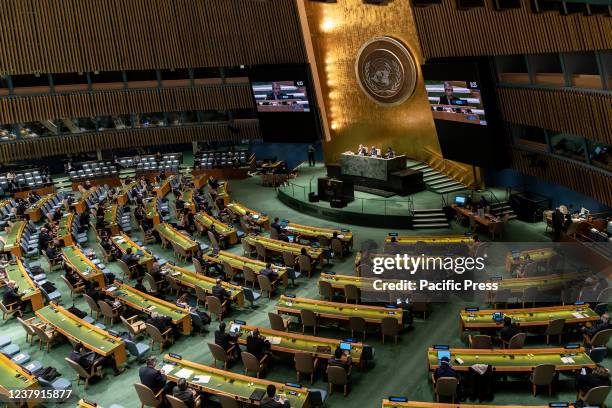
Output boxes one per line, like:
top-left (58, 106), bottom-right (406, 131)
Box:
top-left (412, 0), bottom-right (612, 59)
top-left (498, 87), bottom-right (612, 145)
top-left (0, 120), bottom-right (261, 163)
top-left (303, 0), bottom-right (441, 164)
top-left (0, 0), bottom-right (306, 75)
top-left (510, 149), bottom-right (612, 207)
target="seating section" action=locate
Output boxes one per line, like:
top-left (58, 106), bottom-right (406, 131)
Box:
top-left (0, 199), bottom-right (16, 227)
top-left (134, 153), bottom-right (182, 173)
top-left (0, 170), bottom-right (51, 192)
top-left (20, 222), bottom-right (41, 258)
top-left (194, 150), bottom-right (248, 169)
top-left (69, 162), bottom-right (118, 182)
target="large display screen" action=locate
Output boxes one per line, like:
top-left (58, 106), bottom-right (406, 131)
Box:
top-left (422, 60), bottom-right (505, 169)
top-left (249, 64), bottom-right (321, 143)
top-left (425, 80), bottom-right (487, 126)
top-left (252, 81), bottom-right (310, 113)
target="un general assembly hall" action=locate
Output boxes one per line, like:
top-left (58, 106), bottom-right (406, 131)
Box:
top-left (0, 0), bottom-right (611, 407)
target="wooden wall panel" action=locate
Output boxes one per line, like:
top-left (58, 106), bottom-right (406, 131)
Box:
top-left (0, 120), bottom-right (261, 162)
top-left (498, 87), bottom-right (612, 144)
top-left (510, 149), bottom-right (612, 206)
top-left (0, 0), bottom-right (307, 75)
top-left (412, 0), bottom-right (612, 59)
top-left (0, 85), bottom-right (254, 123)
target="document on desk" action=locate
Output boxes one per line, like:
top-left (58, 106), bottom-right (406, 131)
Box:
top-left (161, 364), bottom-right (175, 374)
top-left (560, 356), bottom-right (575, 364)
top-left (267, 336), bottom-right (282, 345)
top-left (192, 375), bottom-right (211, 384)
top-left (175, 368), bottom-right (194, 379)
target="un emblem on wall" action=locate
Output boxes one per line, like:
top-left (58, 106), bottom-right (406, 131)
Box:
top-left (355, 37), bottom-right (417, 106)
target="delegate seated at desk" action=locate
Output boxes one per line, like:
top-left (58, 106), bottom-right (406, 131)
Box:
top-left (354, 145), bottom-right (395, 158)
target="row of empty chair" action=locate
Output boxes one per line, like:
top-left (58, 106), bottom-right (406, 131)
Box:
top-left (69, 162), bottom-right (119, 182)
top-left (194, 150), bottom-right (248, 169)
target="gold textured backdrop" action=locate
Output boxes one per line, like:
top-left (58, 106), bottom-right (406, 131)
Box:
top-left (302, 0), bottom-right (441, 164)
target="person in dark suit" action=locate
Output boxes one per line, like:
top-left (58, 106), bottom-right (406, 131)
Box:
top-left (246, 329), bottom-right (270, 360)
top-left (582, 313), bottom-right (611, 337)
top-left (260, 263), bottom-right (278, 280)
top-left (38, 228), bottom-right (53, 250)
top-left (384, 147), bottom-right (395, 159)
top-left (172, 378), bottom-right (197, 408)
top-left (52, 207), bottom-right (63, 222)
top-left (575, 365), bottom-right (611, 395)
top-left (438, 82), bottom-right (463, 105)
top-left (261, 384), bottom-right (290, 408)
top-left (2, 281), bottom-right (24, 315)
top-left (214, 322), bottom-right (239, 358)
top-left (327, 346), bottom-right (352, 372)
top-left (134, 277), bottom-right (148, 294)
top-left (270, 217), bottom-right (284, 235)
top-left (212, 279), bottom-right (231, 304)
top-left (434, 356), bottom-right (459, 381)
top-left (139, 356), bottom-right (174, 395)
top-left (266, 82), bottom-right (288, 101)
top-left (307, 145), bottom-right (316, 167)
top-left (121, 248), bottom-right (139, 269)
top-left (69, 342), bottom-right (124, 376)
top-left (147, 312), bottom-right (177, 337)
top-left (552, 208), bottom-right (564, 242)
top-left (45, 244), bottom-right (62, 262)
top-left (85, 281), bottom-right (113, 304)
top-left (500, 316), bottom-right (520, 344)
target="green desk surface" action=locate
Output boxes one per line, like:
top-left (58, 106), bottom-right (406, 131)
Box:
top-left (4, 220), bottom-right (25, 248)
top-left (506, 248), bottom-right (555, 263)
top-left (285, 223), bottom-right (352, 242)
top-left (0, 353), bottom-right (37, 390)
top-left (232, 323), bottom-right (364, 362)
top-left (104, 205), bottom-right (117, 224)
top-left (162, 356), bottom-right (308, 407)
top-left (155, 223), bottom-right (197, 250)
top-left (495, 272), bottom-right (590, 291)
top-left (277, 295), bottom-right (402, 323)
top-left (319, 273), bottom-right (404, 291)
top-left (145, 201), bottom-right (158, 219)
top-left (460, 305), bottom-right (599, 328)
top-left (62, 246), bottom-right (103, 276)
top-left (5, 261), bottom-right (37, 297)
top-left (205, 251), bottom-right (287, 280)
top-left (427, 347), bottom-right (594, 371)
top-left (244, 235), bottom-right (323, 258)
top-left (110, 234), bottom-right (154, 266)
top-left (227, 202), bottom-right (267, 220)
top-left (384, 235), bottom-right (472, 243)
top-left (36, 305), bottom-right (121, 354)
top-left (57, 214), bottom-right (72, 237)
top-left (107, 284), bottom-right (187, 322)
top-left (381, 400), bottom-right (555, 408)
top-left (194, 213), bottom-right (235, 235)
top-left (164, 264), bottom-right (243, 304)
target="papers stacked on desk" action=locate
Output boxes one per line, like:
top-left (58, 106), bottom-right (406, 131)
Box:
top-left (161, 364), bottom-right (175, 374)
top-left (560, 356), bottom-right (575, 364)
top-left (175, 368), bottom-right (193, 379)
top-left (192, 375), bottom-right (211, 384)
top-left (571, 312), bottom-right (587, 319)
top-left (267, 337), bottom-right (282, 345)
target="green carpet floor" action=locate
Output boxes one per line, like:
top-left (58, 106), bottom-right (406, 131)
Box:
top-left (0, 167), bottom-right (609, 408)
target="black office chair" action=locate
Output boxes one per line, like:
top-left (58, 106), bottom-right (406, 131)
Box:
top-left (243, 287), bottom-right (261, 308)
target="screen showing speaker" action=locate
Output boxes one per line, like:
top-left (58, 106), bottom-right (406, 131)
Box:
top-left (422, 60), bottom-right (505, 169)
top-left (425, 80), bottom-right (486, 126)
top-left (249, 65), bottom-right (320, 143)
top-left (252, 81), bottom-right (311, 113)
